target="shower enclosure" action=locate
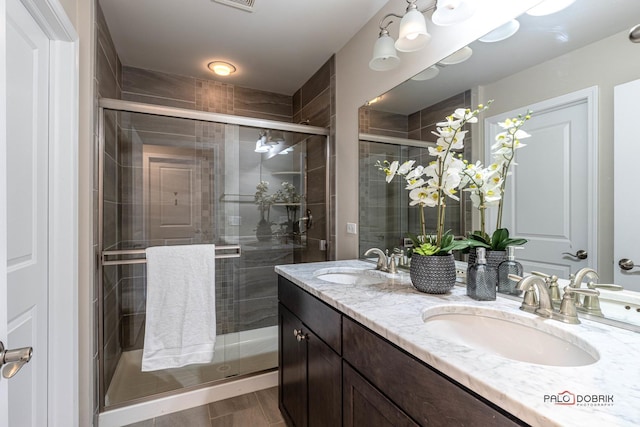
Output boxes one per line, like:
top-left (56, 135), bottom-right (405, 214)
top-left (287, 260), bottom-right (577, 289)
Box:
top-left (97, 99), bottom-right (329, 412)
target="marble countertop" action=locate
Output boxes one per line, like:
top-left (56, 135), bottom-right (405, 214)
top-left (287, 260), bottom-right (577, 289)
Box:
top-left (275, 260), bottom-right (640, 427)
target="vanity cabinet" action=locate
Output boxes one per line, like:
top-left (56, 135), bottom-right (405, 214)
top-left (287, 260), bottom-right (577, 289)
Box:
top-left (278, 277), bottom-right (342, 427)
top-left (342, 317), bottom-right (524, 427)
top-left (278, 275), bottom-right (525, 427)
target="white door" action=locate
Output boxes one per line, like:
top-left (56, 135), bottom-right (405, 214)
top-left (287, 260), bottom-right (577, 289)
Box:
top-left (614, 79), bottom-right (640, 292)
top-left (485, 89), bottom-right (597, 279)
top-left (144, 146), bottom-right (201, 242)
top-left (2, 0), bottom-right (50, 425)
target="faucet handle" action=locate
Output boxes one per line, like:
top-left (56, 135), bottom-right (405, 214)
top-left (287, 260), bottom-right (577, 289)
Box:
top-left (508, 274), bottom-right (539, 313)
top-left (388, 254), bottom-right (398, 274)
top-left (586, 281), bottom-right (624, 291)
top-left (563, 286), bottom-right (599, 298)
top-left (531, 271), bottom-right (562, 304)
top-left (557, 286), bottom-right (600, 324)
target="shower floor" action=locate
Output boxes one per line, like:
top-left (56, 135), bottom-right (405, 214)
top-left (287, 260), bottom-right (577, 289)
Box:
top-left (105, 326), bottom-right (278, 406)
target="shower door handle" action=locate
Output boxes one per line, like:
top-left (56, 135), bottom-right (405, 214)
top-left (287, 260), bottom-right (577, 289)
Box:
top-left (299, 209), bottom-right (313, 231)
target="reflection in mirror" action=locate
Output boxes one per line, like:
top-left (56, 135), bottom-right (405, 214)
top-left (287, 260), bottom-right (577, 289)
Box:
top-left (359, 91), bottom-right (474, 258)
top-left (358, 0), bottom-right (640, 328)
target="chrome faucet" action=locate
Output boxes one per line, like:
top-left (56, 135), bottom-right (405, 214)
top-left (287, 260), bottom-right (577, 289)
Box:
top-left (364, 248), bottom-right (389, 272)
top-left (571, 268), bottom-right (599, 289)
top-left (514, 275), bottom-right (555, 318)
top-left (569, 267), bottom-right (599, 306)
top-left (510, 274), bottom-right (599, 324)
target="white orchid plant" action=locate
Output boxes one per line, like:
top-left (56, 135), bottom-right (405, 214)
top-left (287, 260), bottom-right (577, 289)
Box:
top-left (376, 102), bottom-right (491, 256)
top-left (462, 110), bottom-right (532, 251)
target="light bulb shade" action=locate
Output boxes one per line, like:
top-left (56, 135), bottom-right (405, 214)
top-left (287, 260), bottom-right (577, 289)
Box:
top-left (395, 9), bottom-right (430, 52)
top-left (438, 46), bottom-right (472, 65)
top-left (411, 65), bottom-right (439, 81)
top-left (526, 0), bottom-right (576, 16)
top-left (431, 0), bottom-right (475, 26)
top-left (369, 33), bottom-right (400, 71)
top-left (255, 140), bottom-right (270, 153)
top-left (479, 19), bottom-right (520, 43)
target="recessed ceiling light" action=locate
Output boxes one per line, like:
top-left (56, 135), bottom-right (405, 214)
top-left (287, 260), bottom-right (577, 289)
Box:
top-left (207, 61), bottom-right (237, 76)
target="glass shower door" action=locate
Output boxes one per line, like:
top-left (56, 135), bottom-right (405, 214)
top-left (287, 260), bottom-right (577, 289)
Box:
top-left (100, 106), bottom-right (328, 409)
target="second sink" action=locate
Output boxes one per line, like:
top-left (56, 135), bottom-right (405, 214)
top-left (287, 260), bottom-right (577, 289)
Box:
top-left (422, 305), bottom-right (599, 367)
top-left (313, 267), bottom-right (387, 285)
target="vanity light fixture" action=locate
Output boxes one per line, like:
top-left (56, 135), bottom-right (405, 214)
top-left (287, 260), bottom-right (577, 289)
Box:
top-left (526, 0), bottom-right (576, 16)
top-left (369, 0), bottom-right (475, 71)
top-left (207, 61), bottom-right (237, 76)
top-left (479, 19), bottom-right (520, 43)
top-left (431, 0), bottom-right (475, 26)
top-left (438, 46), bottom-right (472, 65)
top-left (254, 130), bottom-right (284, 153)
top-left (395, 1), bottom-right (431, 52)
top-left (411, 65), bottom-right (439, 81)
top-left (278, 147), bottom-right (294, 155)
top-left (255, 131), bottom-right (271, 153)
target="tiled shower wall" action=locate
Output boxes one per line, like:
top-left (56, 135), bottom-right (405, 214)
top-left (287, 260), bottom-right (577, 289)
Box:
top-left (292, 58), bottom-right (334, 262)
top-left (94, 2), bottom-right (123, 409)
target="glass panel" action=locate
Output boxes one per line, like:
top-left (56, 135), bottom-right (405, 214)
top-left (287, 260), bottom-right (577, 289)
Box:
top-left (101, 108), bottom-right (326, 407)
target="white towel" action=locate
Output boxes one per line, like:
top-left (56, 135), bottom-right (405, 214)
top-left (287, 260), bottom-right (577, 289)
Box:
top-left (142, 244), bottom-right (216, 371)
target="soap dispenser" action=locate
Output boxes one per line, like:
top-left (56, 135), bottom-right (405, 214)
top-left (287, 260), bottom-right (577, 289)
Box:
top-left (467, 247), bottom-right (496, 301)
top-left (497, 246), bottom-right (523, 295)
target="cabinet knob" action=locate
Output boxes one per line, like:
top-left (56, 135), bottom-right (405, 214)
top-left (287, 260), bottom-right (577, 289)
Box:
top-left (293, 328), bottom-right (308, 342)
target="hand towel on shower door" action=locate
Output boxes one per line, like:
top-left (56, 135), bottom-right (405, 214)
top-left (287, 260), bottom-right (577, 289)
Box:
top-left (142, 244), bottom-right (216, 371)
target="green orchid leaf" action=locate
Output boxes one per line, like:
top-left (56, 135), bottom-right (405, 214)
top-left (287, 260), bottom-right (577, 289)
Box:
top-left (468, 230), bottom-right (491, 244)
top-left (406, 232), bottom-right (422, 248)
top-left (491, 228), bottom-right (509, 248)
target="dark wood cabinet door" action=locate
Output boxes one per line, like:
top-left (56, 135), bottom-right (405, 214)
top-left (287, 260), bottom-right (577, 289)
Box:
top-left (279, 305), bottom-right (307, 427)
top-left (307, 328), bottom-right (342, 427)
top-left (343, 362), bottom-right (419, 427)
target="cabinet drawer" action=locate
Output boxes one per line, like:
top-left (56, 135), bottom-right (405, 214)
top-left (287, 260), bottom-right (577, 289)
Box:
top-left (278, 276), bottom-right (341, 353)
top-left (343, 317), bottom-right (524, 427)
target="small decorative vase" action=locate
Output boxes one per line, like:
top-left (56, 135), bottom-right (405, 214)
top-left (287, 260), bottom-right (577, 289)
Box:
top-left (256, 212), bottom-right (272, 242)
top-left (409, 254), bottom-right (456, 294)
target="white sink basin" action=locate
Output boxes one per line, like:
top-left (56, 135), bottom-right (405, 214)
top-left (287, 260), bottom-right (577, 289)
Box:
top-left (313, 267), bottom-right (387, 285)
top-left (422, 306), bottom-right (599, 367)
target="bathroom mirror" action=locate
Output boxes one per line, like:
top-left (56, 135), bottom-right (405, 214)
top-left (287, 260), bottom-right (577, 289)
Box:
top-left (359, 0), bottom-right (640, 328)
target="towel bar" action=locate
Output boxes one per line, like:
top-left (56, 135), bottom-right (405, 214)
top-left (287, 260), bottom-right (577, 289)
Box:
top-left (101, 245), bottom-right (242, 266)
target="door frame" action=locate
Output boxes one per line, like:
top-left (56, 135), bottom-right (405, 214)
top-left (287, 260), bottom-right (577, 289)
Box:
top-left (0, 0), bottom-right (79, 425)
top-left (482, 86), bottom-right (599, 273)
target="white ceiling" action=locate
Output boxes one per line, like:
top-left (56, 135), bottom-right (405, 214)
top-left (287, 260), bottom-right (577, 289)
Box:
top-left (370, 0), bottom-right (640, 115)
top-left (98, 0), bottom-right (389, 95)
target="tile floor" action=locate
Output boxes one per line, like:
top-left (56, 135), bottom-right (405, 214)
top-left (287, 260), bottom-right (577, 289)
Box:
top-left (123, 386), bottom-right (284, 427)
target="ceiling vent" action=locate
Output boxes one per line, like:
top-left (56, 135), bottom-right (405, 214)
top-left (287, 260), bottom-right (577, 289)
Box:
top-left (212, 0), bottom-right (255, 13)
